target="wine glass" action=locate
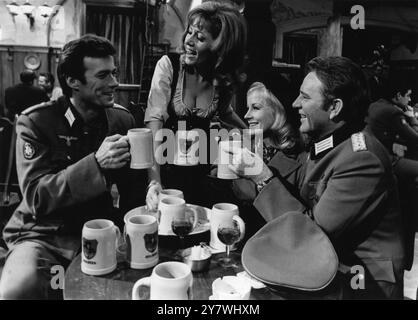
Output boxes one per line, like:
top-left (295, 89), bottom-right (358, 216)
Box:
top-left (217, 216), bottom-right (245, 268)
top-left (171, 208), bottom-right (198, 250)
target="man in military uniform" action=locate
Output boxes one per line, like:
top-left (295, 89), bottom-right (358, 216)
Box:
top-left (0, 35), bottom-right (147, 299)
top-left (366, 80), bottom-right (418, 271)
top-left (366, 81), bottom-right (417, 156)
top-left (227, 57), bottom-right (405, 299)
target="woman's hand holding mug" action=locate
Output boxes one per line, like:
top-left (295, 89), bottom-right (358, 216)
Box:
top-left (146, 181), bottom-right (163, 212)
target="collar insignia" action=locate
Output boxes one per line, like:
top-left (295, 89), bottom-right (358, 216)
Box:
top-left (314, 135), bottom-right (334, 156)
top-left (64, 107), bottom-right (76, 127)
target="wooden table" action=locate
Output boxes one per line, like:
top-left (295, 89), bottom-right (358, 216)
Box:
top-left (64, 244), bottom-right (278, 300)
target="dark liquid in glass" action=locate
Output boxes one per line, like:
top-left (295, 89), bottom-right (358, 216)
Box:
top-left (172, 220), bottom-right (193, 237)
top-left (217, 227), bottom-right (240, 245)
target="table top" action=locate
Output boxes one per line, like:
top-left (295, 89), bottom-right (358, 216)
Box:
top-left (64, 246), bottom-right (279, 300)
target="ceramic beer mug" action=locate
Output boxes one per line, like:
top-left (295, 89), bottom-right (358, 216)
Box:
top-left (81, 219), bottom-right (120, 276)
top-left (209, 203), bottom-right (245, 252)
top-left (125, 215), bottom-right (159, 269)
top-left (132, 261), bottom-right (193, 300)
top-left (158, 196), bottom-right (198, 235)
top-left (159, 189), bottom-right (184, 201)
top-left (217, 140), bottom-right (241, 179)
top-left (128, 128), bottom-right (154, 169)
top-left (174, 130), bottom-right (200, 166)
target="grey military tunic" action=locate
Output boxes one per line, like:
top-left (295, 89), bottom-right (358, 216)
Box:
top-left (3, 96), bottom-right (147, 260)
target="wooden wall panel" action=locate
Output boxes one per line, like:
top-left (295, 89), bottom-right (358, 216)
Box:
top-left (0, 45), bottom-right (62, 116)
top-left (0, 44), bottom-right (139, 122)
top-left (0, 49), bottom-right (15, 116)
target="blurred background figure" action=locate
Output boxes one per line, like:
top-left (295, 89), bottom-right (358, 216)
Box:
top-left (4, 70), bottom-right (49, 121)
top-left (413, 102), bottom-right (418, 119)
top-left (366, 79), bottom-right (418, 271)
top-left (38, 72), bottom-right (63, 101)
top-left (368, 62), bottom-right (386, 103)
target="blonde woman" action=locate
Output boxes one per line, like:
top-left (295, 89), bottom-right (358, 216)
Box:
top-left (245, 82), bottom-right (302, 162)
top-left (228, 82), bottom-right (307, 240)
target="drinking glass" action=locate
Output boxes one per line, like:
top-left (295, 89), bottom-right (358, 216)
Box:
top-left (217, 216), bottom-right (245, 268)
top-left (171, 210), bottom-right (196, 250)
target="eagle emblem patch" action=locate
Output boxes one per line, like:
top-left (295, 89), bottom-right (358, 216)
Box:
top-left (23, 142), bottom-right (35, 159)
top-left (82, 238), bottom-right (98, 260)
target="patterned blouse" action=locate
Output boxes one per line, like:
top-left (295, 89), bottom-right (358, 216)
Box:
top-left (263, 144), bottom-right (280, 164)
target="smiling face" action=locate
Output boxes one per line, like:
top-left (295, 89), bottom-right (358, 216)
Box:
top-left (38, 75), bottom-right (52, 91)
top-left (245, 89), bottom-right (275, 134)
top-left (183, 18), bottom-right (216, 67)
top-left (77, 55), bottom-right (119, 108)
top-left (292, 72), bottom-right (335, 139)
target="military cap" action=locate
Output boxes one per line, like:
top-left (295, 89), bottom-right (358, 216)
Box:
top-left (242, 211), bottom-right (338, 291)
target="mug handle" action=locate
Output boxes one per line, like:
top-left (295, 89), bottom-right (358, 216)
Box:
top-left (187, 206), bottom-right (199, 231)
top-left (114, 225), bottom-right (124, 253)
top-left (233, 215), bottom-right (246, 242)
top-left (123, 224), bottom-right (128, 245)
top-left (132, 277), bottom-right (151, 300)
top-left (114, 225), bottom-right (121, 242)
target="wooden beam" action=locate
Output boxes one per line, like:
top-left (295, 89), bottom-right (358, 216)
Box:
top-left (318, 15), bottom-right (343, 57)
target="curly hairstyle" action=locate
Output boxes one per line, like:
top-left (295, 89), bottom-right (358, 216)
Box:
top-left (181, 1), bottom-right (247, 86)
top-left (247, 82), bottom-right (299, 151)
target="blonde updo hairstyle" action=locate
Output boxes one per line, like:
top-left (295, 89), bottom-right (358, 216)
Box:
top-left (247, 82), bottom-right (297, 151)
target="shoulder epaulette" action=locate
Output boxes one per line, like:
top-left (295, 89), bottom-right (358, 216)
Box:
top-left (113, 104), bottom-right (130, 113)
top-left (351, 132), bottom-right (367, 152)
top-left (21, 101), bottom-right (53, 115)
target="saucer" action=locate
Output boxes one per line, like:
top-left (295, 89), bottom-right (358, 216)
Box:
top-left (159, 204), bottom-right (211, 236)
top-left (124, 204), bottom-right (211, 236)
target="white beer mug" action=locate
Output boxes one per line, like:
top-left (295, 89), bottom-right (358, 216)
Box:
top-left (158, 196), bottom-right (198, 235)
top-left (159, 189), bottom-right (184, 201)
top-left (128, 128), bottom-right (154, 169)
top-left (174, 130), bottom-right (200, 166)
top-left (125, 215), bottom-right (159, 269)
top-left (81, 219), bottom-right (120, 276)
top-left (132, 261), bottom-right (193, 300)
top-left (209, 203), bottom-right (245, 252)
top-left (217, 140), bottom-right (241, 179)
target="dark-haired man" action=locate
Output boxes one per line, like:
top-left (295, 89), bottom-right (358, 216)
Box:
top-left (38, 72), bottom-right (63, 101)
top-left (5, 70), bottom-right (49, 120)
top-left (228, 56), bottom-right (405, 299)
top-left (366, 80), bottom-right (418, 271)
top-left (366, 81), bottom-right (417, 154)
top-left (0, 34), bottom-right (147, 299)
